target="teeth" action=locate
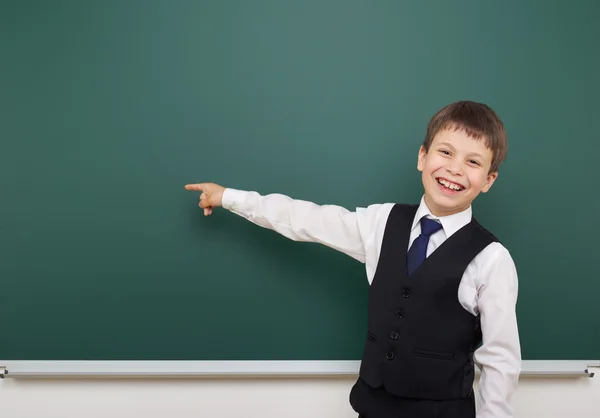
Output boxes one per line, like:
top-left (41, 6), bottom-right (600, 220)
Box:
top-left (438, 179), bottom-right (463, 191)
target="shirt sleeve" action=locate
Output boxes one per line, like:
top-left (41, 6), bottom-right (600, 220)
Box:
top-left (474, 244), bottom-right (522, 418)
top-left (221, 188), bottom-right (382, 263)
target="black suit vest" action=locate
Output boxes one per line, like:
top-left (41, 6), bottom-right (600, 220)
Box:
top-left (358, 203), bottom-right (498, 400)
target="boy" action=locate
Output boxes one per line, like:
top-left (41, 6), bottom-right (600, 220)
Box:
top-left (185, 101), bottom-right (521, 418)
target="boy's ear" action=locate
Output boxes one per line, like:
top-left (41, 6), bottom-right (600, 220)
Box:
top-left (482, 171), bottom-right (498, 193)
top-left (417, 145), bottom-right (427, 171)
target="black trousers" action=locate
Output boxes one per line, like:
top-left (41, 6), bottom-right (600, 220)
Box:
top-left (349, 378), bottom-right (476, 418)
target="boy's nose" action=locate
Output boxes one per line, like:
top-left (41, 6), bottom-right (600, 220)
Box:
top-left (446, 163), bottom-right (464, 176)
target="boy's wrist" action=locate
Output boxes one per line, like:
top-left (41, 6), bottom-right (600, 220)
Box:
top-left (221, 187), bottom-right (237, 210)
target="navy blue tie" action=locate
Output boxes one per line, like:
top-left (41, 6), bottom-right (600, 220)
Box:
top-left (407, 217), bottom-right (443, 276)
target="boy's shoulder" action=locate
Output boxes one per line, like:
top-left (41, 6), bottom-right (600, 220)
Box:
top-left (471, 216), bottom-right (502, 244)
top-left (357, 201), bottom-right (417, 213)
top-left (355, 202), bottom-right (417, 229)
top-left (464, 218), bottom-right (517, 275)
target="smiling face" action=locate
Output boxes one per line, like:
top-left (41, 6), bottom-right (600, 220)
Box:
top-left (417, 126), bottom-right (498, 217)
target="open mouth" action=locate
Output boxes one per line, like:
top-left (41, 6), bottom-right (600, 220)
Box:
top-left (436, 178), bottom-right (465, 193)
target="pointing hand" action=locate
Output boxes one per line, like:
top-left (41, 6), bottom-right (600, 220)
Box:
top-left (184, 182), bottom-right (225, 216)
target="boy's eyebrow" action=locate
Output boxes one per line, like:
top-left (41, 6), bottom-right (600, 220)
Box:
top-left (436, 142), bottom-right (455, 149)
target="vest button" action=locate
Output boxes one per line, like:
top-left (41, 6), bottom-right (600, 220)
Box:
top-left (386, 352), bottom-right (395, 360)
top-left (390, 331), bottom-right (399, 340)
top-left (396, 309), bottom-right (404, 319)
top-left (401, 288), bottom-right (411, 298)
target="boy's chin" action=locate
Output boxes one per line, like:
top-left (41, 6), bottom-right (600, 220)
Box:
top-left (424, 191), bottom-right (473, 216)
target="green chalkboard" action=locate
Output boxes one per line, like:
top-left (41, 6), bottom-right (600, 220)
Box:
top-left (1, 0), bottom-right (598, 361)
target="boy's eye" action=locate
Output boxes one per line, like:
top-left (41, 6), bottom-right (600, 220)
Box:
top-left (469, 160), bottom-right (480, 166)
top-left (439, 149), bottom-right (451, 155)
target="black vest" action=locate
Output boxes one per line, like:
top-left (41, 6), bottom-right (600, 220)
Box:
top-left (358, 203), bottom-right (498, 400)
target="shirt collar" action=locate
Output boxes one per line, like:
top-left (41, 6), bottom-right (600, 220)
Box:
top-left (411, 195), bottom-right (472, 238)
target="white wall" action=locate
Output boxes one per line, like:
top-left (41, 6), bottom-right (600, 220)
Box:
top-left (1, 371), bottom-right (599, 418)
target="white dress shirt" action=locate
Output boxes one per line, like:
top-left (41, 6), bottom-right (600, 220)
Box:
top-left (222, 188), bottom-right (521, 418)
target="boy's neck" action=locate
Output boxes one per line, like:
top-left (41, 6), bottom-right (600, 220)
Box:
top-left (423, 194), bottom-right (471, 218)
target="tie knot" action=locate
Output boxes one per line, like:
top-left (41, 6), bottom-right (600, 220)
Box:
top-left (420, 217), bottom-right (442, 237)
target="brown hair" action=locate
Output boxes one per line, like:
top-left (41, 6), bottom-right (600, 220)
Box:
top-left (423, 101), bottom-right (507, 173)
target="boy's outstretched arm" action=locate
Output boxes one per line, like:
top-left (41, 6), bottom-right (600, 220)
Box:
top-left (185, 182), bottom-right (382, 263)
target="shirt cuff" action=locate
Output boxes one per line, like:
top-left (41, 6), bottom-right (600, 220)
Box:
top-left (221, 188), bottom-right (245, 211)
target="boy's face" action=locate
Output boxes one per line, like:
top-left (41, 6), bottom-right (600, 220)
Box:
top-left (417, 127), bottom-right (498, 217)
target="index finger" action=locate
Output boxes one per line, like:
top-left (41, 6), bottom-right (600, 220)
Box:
top-left (184, 183), bottom-right (207, 191)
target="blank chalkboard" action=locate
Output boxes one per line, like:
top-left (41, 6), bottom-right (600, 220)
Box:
top-left (1, 0), bottom-right (598, 361)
